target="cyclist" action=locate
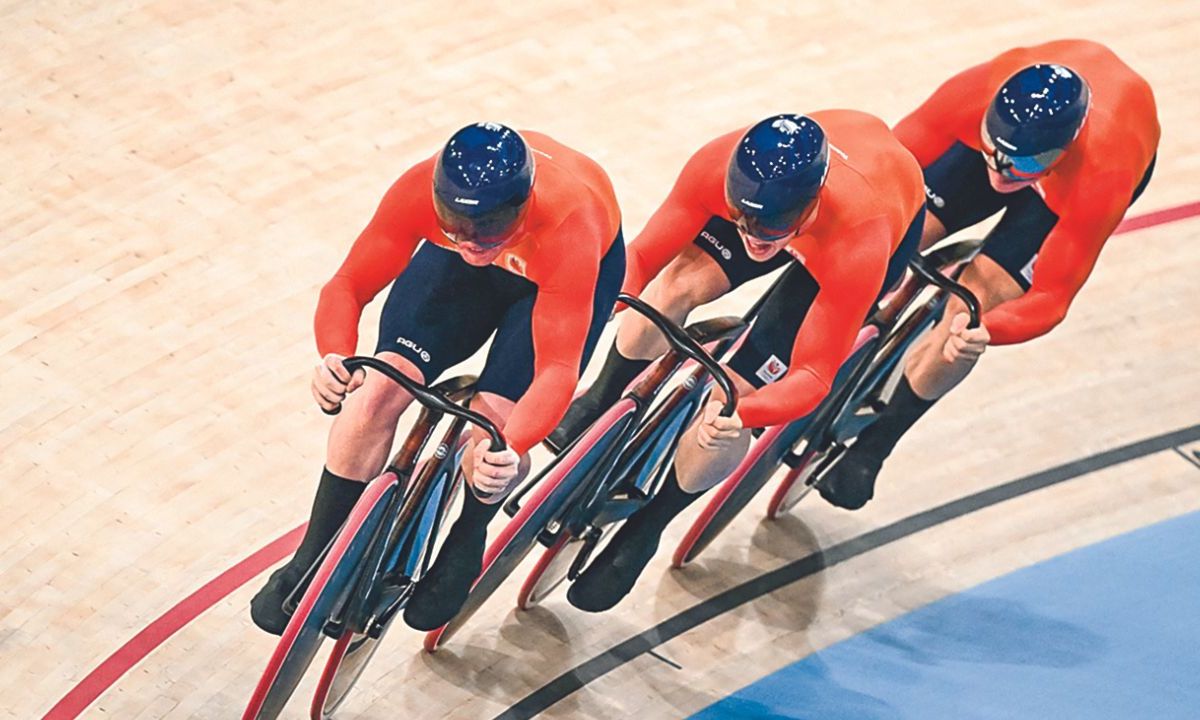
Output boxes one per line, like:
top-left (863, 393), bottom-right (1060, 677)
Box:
top-left (819, 39), bottom-right (1159, 511)
top-left (558, 112), bottom-right (927, 611)
top-left (250, 122), bottom-right (625, 633)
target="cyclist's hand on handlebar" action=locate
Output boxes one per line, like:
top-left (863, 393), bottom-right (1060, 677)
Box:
top-left (697, 400), bottom-right (743, 450)
top-left (943, 312), bottom-right (990, 363)
top-left (311, 353), bottom-right (366, 412)
top-left (472, 444), bottom-right (520, 495)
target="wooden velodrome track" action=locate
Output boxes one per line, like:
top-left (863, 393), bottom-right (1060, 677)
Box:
top-left (4, 1), bottom-right (1198, 718)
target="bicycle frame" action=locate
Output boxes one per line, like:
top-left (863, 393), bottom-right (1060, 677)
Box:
top-left (506, 299), bottom-right (744, 534)
top-left (244, 366), bottom-right (501, 720)
top-left (423, 301), bottom-right (746, 648)
top-left (673, 237), bottom-right (986, 564)
top-left (766, 239), bottom-right (986, 512)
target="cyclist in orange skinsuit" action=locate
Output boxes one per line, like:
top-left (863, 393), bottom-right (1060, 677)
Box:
top-left (820, 39), bottom-right (1160, 511)
top-left (250, 123), bottom-right (625, 634)
top-left (559, 111), bottom-right (926, 612)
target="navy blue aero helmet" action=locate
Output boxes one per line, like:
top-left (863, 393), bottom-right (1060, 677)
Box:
top-left (982, 64), bottom-right (1091, 180)
top-left (725, 114), bottom-right (829, 242)
top-left (433, 122), bottom-right (535, 247)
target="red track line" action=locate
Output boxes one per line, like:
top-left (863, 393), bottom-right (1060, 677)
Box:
top-left (41, 524), bottom-right (306, 720)
top-left (39, 198), bottom-right (1200, 719)
top-left (1115, 200), bottom-right (1200, 234)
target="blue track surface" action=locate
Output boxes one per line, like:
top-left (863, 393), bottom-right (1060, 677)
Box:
top-left (691, 510), bottom-right (1200, 720)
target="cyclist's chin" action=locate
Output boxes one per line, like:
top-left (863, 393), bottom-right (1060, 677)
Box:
top-left (986, 168), bottom-right (1038, 194)
top-left (743, 239), bottom-right (786, 262)
top-left (457, 245), bottom-right (505, 266)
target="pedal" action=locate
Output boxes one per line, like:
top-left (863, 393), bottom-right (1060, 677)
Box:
top-left (367, 619), bottom-right (386, 639)
top-left (590, 497), bottom-right (646, 528)
top-left (322, 618), bottom-right (346, 639)
top-left (623, 484), bottom-right (648, 501)
top-left (567, 527), bottom-right (602, 581)
top-left (806, 441), bottom-right (848, 488)
top-left (366, 576), bottom-right (413, 638)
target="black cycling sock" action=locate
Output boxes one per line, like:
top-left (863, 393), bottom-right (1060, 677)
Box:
top-left (628, 467), bottom-right (705, 536)
top-left (851, 375), bottom-right (937, 459)
top-left (550, 345), bottom-right (652, 449)
top-left (289, 467), bottom-right (367, 572)
top-left (451, 485), bottom-right (504, 535)
top-left (402, 487), bottom-right (501, 630)
top-left (583, 344), bottom-right (652, 411)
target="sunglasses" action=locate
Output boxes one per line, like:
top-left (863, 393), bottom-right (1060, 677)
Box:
top-left (443, 230), bottom-right (511, 250)
top-left (728, 199), bottom-right (817, 244)
top-left (980, 132), bottom-right (1065, 182)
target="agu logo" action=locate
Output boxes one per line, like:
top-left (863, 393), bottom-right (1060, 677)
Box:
top-left (755, 354), bottom-right (787, 384)
top-left (396, 336), bottom-right (431, 363)
top-left (701, 230), bottom-right (732, 260)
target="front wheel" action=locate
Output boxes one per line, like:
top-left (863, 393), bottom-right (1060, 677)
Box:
top-left (242, 474), bottom-right (399, 720)
top-left (671, 423), bottom-right (799, 568)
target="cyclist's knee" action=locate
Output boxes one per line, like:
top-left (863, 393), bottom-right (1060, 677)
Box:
top-left (340, 354), bottom-right (422, 430)
top-left (343, 384), bottom-right (409, 433)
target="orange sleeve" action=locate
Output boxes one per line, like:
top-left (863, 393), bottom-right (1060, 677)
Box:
top-left (313, 167), bottom-right (427, 358)
top-left (622, 139), bottom-right (728, 297)
top-left (503, 214), bottom-right (607, 454)
top-left (893, 60), bottom-right (992, 167)
top-left (736, 221), bottom-right (891, 428)
top-left (983, 171), bottom-right (1134, 345)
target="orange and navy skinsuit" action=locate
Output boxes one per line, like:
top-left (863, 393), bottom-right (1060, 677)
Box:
top-left (894, 39), bottom-right (1160, 345)
top-left (625, 110), bottom-right (925, 429)
top-left (314, 131), bottom-right (623, 454)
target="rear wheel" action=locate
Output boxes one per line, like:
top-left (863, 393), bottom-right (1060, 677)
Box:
top-left (310, 627), bottom-right (387, 719)
top-left (765, 444), bottom-right (833, 519)
top-left (517, 523), bottom-right (617, 609)
top-left (515, 533), bottom-right (571, 610)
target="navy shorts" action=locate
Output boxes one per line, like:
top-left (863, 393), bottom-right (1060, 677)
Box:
top-left (375, 233), bottom-right (626, 401)
top-left (726, 207), bottom-right (925, 389)
top-left (924, 142), bottom-right (1156, 290)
